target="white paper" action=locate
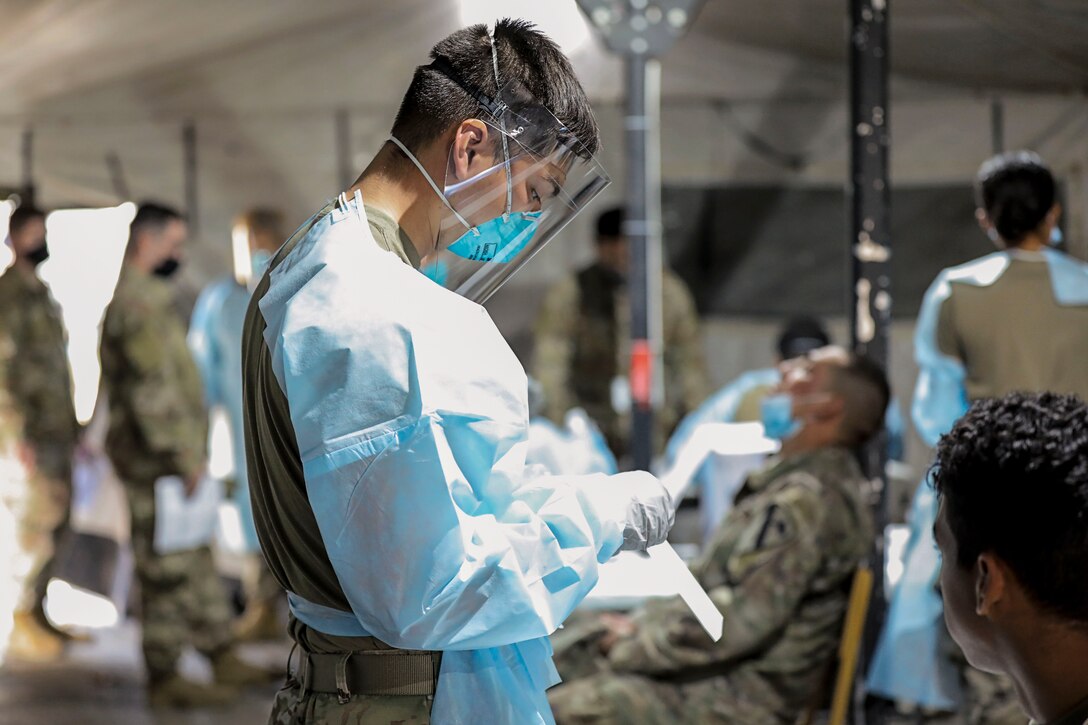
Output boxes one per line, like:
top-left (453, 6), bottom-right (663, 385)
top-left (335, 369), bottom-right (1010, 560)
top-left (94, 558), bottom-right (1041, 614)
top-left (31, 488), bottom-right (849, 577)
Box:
top-left (646, 543), bottom-right (724, 641)
top-left (153, 475), bottom-right (223, 554)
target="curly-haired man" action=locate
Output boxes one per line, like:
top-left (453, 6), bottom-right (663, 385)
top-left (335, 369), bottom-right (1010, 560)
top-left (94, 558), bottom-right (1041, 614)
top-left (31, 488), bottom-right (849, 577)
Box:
top-left (933, 392), bottom-right (1088, 725)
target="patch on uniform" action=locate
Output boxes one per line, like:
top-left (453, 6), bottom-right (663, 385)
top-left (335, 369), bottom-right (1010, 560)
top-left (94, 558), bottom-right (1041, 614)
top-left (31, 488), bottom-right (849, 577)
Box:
top-left (726, 504), bottom-right (798, 582)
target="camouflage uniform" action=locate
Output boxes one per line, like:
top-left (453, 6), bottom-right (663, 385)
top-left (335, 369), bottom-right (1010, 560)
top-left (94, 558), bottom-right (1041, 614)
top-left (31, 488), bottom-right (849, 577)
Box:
top-left (99, 267), bottom-right (233, 683)
top-left (549, 447), bottom-right (873, 725)
top-left (533, 263), bottom-right (710, 460)
top-left (0, 266), bottom-right (80, 611)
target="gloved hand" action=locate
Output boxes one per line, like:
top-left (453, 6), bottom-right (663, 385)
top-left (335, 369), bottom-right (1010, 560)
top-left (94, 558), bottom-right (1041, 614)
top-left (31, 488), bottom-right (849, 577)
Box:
top-left (573, 471), bottom-right (675, 553)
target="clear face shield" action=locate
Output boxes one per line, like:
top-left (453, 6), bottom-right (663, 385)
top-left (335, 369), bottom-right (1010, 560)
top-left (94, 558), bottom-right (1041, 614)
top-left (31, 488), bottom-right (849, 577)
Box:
top-left (390, 47), bottom-right (610, 303)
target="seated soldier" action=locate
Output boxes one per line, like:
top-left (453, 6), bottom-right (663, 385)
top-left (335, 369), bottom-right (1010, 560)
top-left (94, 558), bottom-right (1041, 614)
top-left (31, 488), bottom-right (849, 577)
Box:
top-left (548, 346), bottom-right (888, 725)
top-left (933, 392), bottom-right (1088, 725)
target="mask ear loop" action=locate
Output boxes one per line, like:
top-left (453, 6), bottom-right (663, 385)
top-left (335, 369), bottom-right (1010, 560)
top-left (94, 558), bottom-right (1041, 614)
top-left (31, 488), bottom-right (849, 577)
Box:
top-left (388, 135), bottom-right (479, 237)
top-left (488, 26), bottom-right (513, 221)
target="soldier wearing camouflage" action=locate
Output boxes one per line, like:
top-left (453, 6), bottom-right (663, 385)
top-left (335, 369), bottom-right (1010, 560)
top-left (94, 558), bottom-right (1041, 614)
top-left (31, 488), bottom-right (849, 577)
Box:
top-left (548, 348), bottom-right (888, 725)
top-left (100, 262), bottom-right (234, 681)
top-left (0, 206), bottom-right (80, 647)
top-left (533, 208), bottom-right (709, 460)
top-left (549, 448), bottom-right (873, 724)
top-left (99, 204), bottom-right (273, 707)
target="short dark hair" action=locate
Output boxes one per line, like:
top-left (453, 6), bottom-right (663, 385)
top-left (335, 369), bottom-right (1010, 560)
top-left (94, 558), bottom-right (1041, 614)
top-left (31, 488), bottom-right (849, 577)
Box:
top-left (830, 353), bottom-right (890, 447)
top-left (933, 392), bottom-right (1088, 624)
top-left (777, 316), bottom-right (831, 360)
top-left (975, 151), bottom-right (1056, 245)
top-left (8, 204), bottom-right (45, 236)
top-left (127, 201), bottom-right (184, 255)
top-left (596, 207), bottom-right (623, 240)
top-left (391, 19), bottom-right (599, 157)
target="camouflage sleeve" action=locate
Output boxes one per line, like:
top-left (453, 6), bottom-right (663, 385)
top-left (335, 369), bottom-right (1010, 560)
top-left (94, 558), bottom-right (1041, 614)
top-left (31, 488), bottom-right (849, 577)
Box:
top-left (115, 301), bottom-right (206, 481)
top-left (662, 273), bottom-right (710, 420)
top-left (609, 475), bottom-right (824, 675)
top-left (531, 276), bottom-right (579, 425)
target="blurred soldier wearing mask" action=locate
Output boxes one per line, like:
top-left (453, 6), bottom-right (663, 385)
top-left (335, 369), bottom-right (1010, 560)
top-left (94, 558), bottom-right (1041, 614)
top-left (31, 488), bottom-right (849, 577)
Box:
top-left (243, 20), bottom-right (675, 724)
top-left (548, 347), bottom-right (887, 725)
top-left (100, 202), bottom-right (271, 708)
top-left (534, 207), bottom-right (709, 462)
top-left (189, 208), bottom-right (285, 642)
top-left (0, 204), bottom-right (81, 659)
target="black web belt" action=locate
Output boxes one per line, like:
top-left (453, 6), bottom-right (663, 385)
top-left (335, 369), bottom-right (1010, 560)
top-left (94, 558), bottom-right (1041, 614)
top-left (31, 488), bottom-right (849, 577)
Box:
top-left (288, 646), bottom-right (442, 702)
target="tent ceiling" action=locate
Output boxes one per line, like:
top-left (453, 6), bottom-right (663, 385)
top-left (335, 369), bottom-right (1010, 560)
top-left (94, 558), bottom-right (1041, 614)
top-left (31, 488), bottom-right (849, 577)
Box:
top-left (0, 0), bottom-right (1085, 121)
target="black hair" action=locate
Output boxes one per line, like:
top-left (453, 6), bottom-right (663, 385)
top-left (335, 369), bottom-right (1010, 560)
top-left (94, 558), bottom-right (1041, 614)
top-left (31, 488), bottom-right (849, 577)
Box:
top-left (8, 204), bottom-right (45, 236)
top-left (932, 392), bottom-right (1088, 624)
top-left (777, 316), bottom-right (832, 360)
top-left (596, 207), bottom-right (623, 240)
top-left (127, 201), bottom-right (184, 255)
top-left (975, 151), bottom-right (1056, 245)
top-left (391, 19), bottom-right (599, 157)
top-left (830, 353), bottom-right (890, 447)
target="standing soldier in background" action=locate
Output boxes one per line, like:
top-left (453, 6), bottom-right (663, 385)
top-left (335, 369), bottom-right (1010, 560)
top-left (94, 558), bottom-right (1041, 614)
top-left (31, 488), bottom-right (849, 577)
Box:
top-left (188, 208), bottom-right (285, 642)
top-left (0, 204), bottom-right (82, 660)
top-left (99, 202), bottom-right (271, 708)
top-left (534, 207), bottom-right (710, 462)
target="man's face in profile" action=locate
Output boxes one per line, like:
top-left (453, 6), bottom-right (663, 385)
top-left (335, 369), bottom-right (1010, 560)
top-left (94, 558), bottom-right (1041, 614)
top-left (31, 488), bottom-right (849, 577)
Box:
top-left (936, 500), bottom-right (1000, 673)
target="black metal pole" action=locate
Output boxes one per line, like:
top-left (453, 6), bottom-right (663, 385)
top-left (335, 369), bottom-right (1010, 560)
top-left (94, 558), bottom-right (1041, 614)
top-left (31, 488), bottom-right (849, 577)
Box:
top-left (850, 0), bottom-right (891, 718)
top-left (990, 98), bottom-right (1005, 155)
top-left (21, 127), bottom-right (35, 207)
top-left (626, 53), bottom-right (655, 472)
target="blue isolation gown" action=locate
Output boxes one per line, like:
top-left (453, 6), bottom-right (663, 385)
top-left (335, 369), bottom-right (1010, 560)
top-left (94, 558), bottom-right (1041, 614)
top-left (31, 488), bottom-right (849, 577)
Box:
top-left (188, 275), bottom-right (261, 552)
top-left (868, 248), bottom-right (1088, 709)
top-left (256, 195), bottom-right (634, 724)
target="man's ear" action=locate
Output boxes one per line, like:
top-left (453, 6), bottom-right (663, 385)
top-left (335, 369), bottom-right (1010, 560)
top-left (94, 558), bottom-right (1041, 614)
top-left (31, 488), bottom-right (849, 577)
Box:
top-left (449, 119), bottom-right (493, 183)
top-left (1046, 202), bottom-right (1062, 229)
top-left (976, 208), bottom-right (992, 234)
top-left (975, 553), bottom-right (1006, 617)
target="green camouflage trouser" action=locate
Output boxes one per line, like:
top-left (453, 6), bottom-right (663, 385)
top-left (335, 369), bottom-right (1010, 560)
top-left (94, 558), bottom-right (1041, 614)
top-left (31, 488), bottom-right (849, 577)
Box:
top-left (548, 613), bottom-right (793, 725)
top-left (18, 443), bottom-right (71, 612)
top-left (267, 682), bottom-right (433, 724)
top-left (125, 479), bottom-right (233, 681)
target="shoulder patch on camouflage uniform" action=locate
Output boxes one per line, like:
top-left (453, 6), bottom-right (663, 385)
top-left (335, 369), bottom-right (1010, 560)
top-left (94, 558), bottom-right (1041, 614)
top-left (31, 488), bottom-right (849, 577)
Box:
top-left (727, 503), bottom-right (798, 582)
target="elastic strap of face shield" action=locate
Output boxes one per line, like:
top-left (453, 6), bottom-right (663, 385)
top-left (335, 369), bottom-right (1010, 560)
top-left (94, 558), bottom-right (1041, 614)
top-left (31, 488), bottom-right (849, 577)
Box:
top-left (488, 26), bottom-right (513, 220)
top-left (388, 135), bottom-right (477, 236)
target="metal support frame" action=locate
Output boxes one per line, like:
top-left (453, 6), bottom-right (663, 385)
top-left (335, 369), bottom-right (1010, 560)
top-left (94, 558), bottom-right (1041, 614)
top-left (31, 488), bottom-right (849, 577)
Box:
top-left (105, 151), bottom-right (131, 201)
top-left (849, 0), bottom-right (891, 717)
top-left (578, 0), bottom-right (705, 470)
top-left (183, 121), bottom-right (198, 232)
top-left (991, 98), bottom-right (1005, 155)
top-left (20, 127), bottom-right (35, 207)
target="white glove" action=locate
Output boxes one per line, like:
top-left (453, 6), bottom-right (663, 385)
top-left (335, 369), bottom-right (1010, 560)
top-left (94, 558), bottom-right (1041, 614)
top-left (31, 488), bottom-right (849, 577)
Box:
top-left (574, 471), bottom-right (675, 552)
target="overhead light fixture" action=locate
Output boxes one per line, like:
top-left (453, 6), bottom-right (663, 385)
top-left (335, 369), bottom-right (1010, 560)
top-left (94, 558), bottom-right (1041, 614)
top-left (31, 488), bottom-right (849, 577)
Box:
top-left (459, 0), bottom-right (591, 54)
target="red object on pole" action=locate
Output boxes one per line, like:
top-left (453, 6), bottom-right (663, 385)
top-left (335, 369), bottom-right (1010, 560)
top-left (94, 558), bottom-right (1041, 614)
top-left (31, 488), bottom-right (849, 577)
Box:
top-left (630, 339), bottom-right (653, 409)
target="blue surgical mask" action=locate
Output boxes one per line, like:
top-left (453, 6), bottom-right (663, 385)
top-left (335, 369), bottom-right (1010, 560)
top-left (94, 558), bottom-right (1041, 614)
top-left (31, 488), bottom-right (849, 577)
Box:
top-left (444, 211), bottom-right (542, 264)
top-left (1051, 226), bottom-right (1063, 247)
top-left (760, 393), bottom-right (800, 440)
